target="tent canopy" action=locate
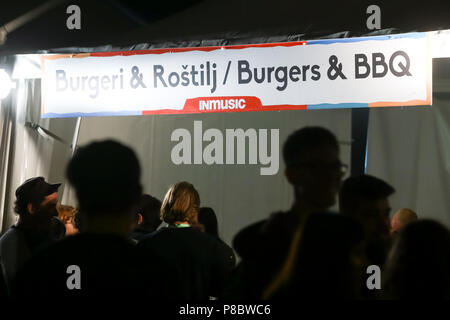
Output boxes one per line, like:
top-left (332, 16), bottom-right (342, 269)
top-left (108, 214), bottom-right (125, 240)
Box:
top-left (1, 0), bottom-right (450, 54)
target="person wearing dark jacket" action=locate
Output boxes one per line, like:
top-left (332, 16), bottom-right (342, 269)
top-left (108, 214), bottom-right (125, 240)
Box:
top-left (226, 126), bottom-right (346, 299)
top-left (0, 176), bottom-right (60, 295)
top-left (264, 212), bottom-right (366, 300)
top-left (138, 182), bottom-right (235, 300)
top-left (382, 219), bottom-right (450, 299)
top-left (198, 207), bottom-right (236, 267)
top-left (339, 174), bottom-right (395, 267)
top-left (131, 194), bottom-right (162, 242)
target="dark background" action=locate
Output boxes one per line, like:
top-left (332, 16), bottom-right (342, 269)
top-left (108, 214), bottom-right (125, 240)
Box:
top-left (1, 0), bottom-right (450, 54)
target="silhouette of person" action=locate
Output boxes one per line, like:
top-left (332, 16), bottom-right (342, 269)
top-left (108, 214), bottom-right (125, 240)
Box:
top-left (0, 176), bottom-right (60, 294)
top-left (198, 207), bottom-right (236, 269)
top-left (11, 140), bottom-right (166, 301)
top-left (339, 174), bottom-right (395, 267)
top-left (198, 207), bottom-right (219, 237)
top-left (382, 219), bottom-right (450, 299)
top-left (49, 216), bottom-right (66, 241)
top-left (138, 182), bottom-right (235, 300)
top-left (57, 204), bottom-right (78, 236)
top-left (227, 126), bottom-right (346, 299)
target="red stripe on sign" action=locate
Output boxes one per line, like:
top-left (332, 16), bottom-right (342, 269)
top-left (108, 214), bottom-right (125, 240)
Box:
top-left (141, 97), bottom-right (307, 115)
top-left (90, 41), bottom-right (307, 57)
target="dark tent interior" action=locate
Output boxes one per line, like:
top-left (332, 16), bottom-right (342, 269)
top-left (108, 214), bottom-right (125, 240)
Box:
top-left (1, 0), bottom-right (450, 306)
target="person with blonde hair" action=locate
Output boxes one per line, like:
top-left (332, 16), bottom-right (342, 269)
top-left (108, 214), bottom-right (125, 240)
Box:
top-left (57, 204), bottom-right (78, 236)
top-left (138, 181), bottom-right (235, 300)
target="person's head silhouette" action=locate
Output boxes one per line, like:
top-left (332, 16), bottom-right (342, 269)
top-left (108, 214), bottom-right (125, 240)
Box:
top-left (390, 208), bottom-right (417, 236)
top-left (198, 207), bottom-right (219, 238)
top-left (283, 127), bottom-right (344, 214)
top-left (160, 181), bottom-right (200, 226)
top-left (383, 219), bottom-right (450, 299)
top-left (66, 140), bottom-right (142, 236)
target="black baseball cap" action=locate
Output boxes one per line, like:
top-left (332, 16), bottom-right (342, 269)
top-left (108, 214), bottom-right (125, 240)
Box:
top-left (15, 177), bottom-right (61, 205)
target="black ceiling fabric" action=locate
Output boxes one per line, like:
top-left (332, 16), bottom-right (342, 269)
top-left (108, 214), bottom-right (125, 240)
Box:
top-left (0, 0), bottom-right (450, 55)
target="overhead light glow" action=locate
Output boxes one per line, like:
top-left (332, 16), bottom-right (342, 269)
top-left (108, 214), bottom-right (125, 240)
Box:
top-left (0, 69), bottom-right (13, 99)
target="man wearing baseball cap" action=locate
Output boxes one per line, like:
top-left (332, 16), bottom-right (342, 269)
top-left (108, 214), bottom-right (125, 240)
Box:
top-left (0, 176), bottom-right (61, 293)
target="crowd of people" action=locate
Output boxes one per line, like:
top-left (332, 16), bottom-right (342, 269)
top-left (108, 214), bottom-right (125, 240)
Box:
top-left (0, 126), bottom-right (449, 300)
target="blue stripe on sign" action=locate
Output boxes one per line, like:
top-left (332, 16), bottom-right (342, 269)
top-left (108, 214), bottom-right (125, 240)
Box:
top-left (41, 111), bottom-right (142, 118)
top-left (307, 103), bottom-right (369, 110)
top-left (364, 136), bottom-right (369, 173)
top-left (307, 32), bottom-right (425, 45)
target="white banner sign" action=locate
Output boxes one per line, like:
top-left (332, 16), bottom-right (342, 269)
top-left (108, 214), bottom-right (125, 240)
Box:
top-left (41, 32), bottom-right (432, 118)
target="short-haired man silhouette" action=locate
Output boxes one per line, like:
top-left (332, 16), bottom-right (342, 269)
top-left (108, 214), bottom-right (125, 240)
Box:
top-left (12, 140), bottom-right (166, 300)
